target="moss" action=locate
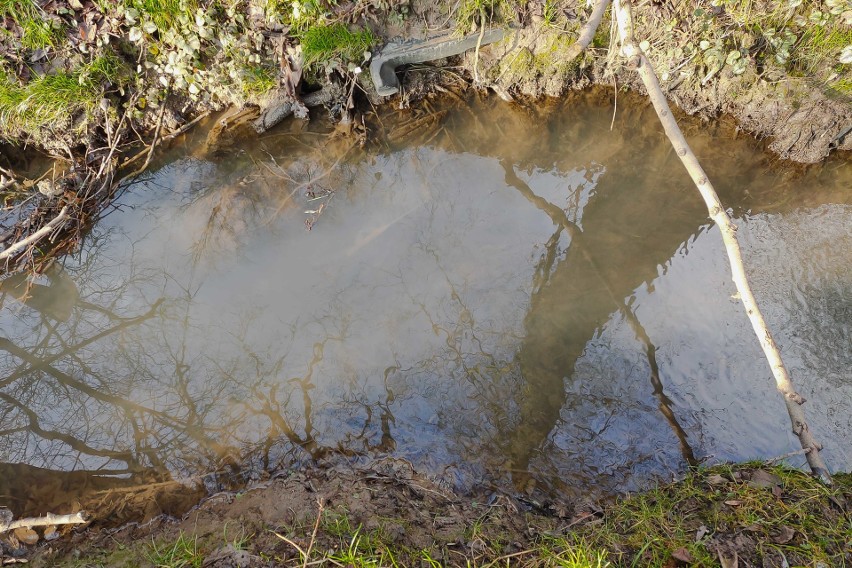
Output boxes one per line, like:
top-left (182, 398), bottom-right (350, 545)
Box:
top-left (300, 23), bottom-right (377, 67)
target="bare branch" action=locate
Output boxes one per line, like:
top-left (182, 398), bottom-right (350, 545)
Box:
top-left (563, 0), bottom-right (611, 64)
top-left (612, 0), bottom-right (831, 483)
top-left (0, 511), bottom-right (87, 533)
top-left (0, 206), bottom-right (69, 263)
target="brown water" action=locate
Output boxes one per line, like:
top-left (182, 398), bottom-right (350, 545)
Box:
top-left (1, 91), bottom-right (850, 514)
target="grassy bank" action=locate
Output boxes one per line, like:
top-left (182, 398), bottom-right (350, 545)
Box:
top-left (0, 0), bottom-right (849, 151)
top-left (34, 463), bottom-right (850, 567)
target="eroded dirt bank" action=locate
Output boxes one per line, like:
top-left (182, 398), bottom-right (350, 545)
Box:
top-left (6, 461), bottom-right (849, 567)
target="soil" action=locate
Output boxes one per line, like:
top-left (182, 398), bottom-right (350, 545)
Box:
top-left (466, 25), bottom-right (852, 165)
top-left (5, 461), bottom-right (849, 567)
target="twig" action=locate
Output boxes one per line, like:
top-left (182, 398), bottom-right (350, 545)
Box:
top-left (0, 206), bottom-right (69, 263)
top-left (303, 498), bottom-right (324, 568)
top-left (764, 447), bottom-right (811, 465)
top-left (612, 0), bottom-right (831, 484)
top-left (161, 110), bottom-right (211, 143)
top-left (0, 511), bottom-right (87, 533)
top-left (96, 93), bottom-right (139, 179)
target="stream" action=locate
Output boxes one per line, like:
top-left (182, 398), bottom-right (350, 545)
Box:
top-left (1, 91), bottom-right (850, 515)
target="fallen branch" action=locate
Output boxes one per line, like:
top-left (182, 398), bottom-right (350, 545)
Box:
top-left (0, 511), bottom-right (87, 533)
top-left (0, 206), bottom-right (69, 263)
top-left (563, 0), bottom-right (611, 64)
top-left (612, 0), bottom-right (831, 483)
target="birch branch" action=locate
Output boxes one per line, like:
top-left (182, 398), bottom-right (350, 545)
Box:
top-left (611, 0), bottom-right (831, 483)
top-left (0, 206), bottom-right (69, 263)
top-left (0, 511), bottom-right (87, 533)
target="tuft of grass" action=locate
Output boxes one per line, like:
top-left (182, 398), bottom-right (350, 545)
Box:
top-left (300, 23), bottom-right (376, 66)
top-left (147, 532), bottom-right (204, 568)
top-left (266, 0), bottom-right (327, 31)
top-left (454, 0), bottom-right (518, 34)
top-left (241, 64), bottom-right (278, 97)
top-left (0, 54), bottom-right (123, 140)
top-left (0, 0), bottom-right (61, 49)
top-left (126, 0), bottom-right (197, 31)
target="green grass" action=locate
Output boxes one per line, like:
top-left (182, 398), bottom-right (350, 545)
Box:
top-left (241, 64), bottom-right (278, 97)
top-left (0, 54), bottom-right (123, 139)
top-left (454, 0), bottom-right (517, 34)
top-left (127, 0), bottom-right (197, 31)
top-left (571, 464), bottom-right (851, 567)
top-left (0, 0), bottom-right (61, 49)
top-left (147, 532), bottom-right (204, 568)
top-left (300, 23), bottom-right (377, 67)
top-left (266, 0), bottom-right (327, 31)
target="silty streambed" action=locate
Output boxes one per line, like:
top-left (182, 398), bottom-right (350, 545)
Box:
top-left (1, 91), bottom-right (850, 515)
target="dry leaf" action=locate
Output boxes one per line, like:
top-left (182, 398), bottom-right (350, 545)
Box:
top-left (707, 474), bottom-right (728, 486)
top-left (772, 525), bottom-right (796, 544)
top-left (718, 550), bottom-right (738, 568)
top-left (43, 524), bottom-right (60, 541)
top-left (671, 547), bottom-right (694, 563)
top-left (724, 500), bottom-right (743, 506)
top-left (13, 526), bottom-right (38, 545)
top-left (748, 469), bottom-right (781, 489)
top-left (695, 524), bottom-right (709, 541)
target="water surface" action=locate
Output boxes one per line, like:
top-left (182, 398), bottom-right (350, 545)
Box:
top-left (1, 91), bottom-right (850, 513)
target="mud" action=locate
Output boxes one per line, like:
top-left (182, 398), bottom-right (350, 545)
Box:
top-left (14, 462), bottom-right (851, 567)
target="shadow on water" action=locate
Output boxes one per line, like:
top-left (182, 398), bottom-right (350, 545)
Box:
top-left (0, 89), bottom-right (850, 517)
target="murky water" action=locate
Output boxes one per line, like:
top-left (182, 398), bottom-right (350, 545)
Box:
top-left (1, 91), bottom-right (850, 514)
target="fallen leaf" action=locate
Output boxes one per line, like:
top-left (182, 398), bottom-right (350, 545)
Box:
top-left (13, 526), bottom-right (38, 545)
top-left (671, 547), bottom-right (694, 563)
top-left (695, 524), bottom-right (709, 541)
top-left (718, 550), bottom-right (738, 568)
top-left (724, 500), bottom-right (743, 506)
top-left (43, 524), bottom-right (59, 541)
top-left (707, 474), bottom-right (728, 486)
top-left (772, 525), bottom-right (795, 544)
top-left (744, 523), bottom-right (762, 532)
top-left (748, 469), bottom-right (781, 489)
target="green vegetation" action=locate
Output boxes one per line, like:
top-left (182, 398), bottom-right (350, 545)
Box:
top-left (47, 464), bottom-right (849, 568)
top-left (0, 54), bottom-right (125, 141)
top-left (300, 23), bottom-right (377, 67)
top-left (147, 533), bottom-right (203, 568)
top-left (0, 0), bottom-right (61, 49)
top-left (454, 0), bottom-right (519, 34)
top-left (571, 464), bottom-right (851, 567)
top-left (126, 0), bottom-right (198, 32)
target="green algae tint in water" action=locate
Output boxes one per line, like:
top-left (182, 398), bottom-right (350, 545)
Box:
top-left (0, 92), bottom-right (850, 514)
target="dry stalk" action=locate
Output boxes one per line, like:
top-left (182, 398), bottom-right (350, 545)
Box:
top-left (612, 0), bottom-right (831, 483)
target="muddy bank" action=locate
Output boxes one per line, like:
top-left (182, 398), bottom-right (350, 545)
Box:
top-left (7, 461), bottom-right (849, 567)
top-left (1, 0), bottom-right (851, 272)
